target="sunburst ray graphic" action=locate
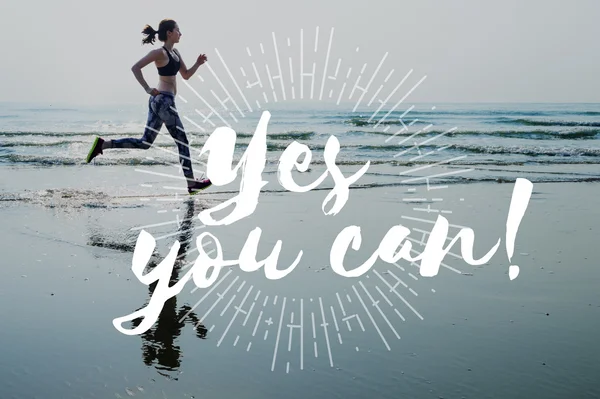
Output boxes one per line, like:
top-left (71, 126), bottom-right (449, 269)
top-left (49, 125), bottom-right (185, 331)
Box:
top-left (128, 26), bottom-right (472, 373)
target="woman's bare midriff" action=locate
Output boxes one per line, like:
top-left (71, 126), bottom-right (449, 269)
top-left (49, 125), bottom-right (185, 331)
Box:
top-left (156, 76), bottom-right (177, 95)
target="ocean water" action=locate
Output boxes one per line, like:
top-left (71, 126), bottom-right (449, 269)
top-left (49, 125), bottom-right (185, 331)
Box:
top-left (1, 101), bottom-right (600, 398)
top-left (1, 101), bottom-right (600, 186)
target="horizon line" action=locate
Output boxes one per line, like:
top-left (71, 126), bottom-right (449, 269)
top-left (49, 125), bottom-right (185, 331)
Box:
top-left (2, 100), bottom-right (600, 107)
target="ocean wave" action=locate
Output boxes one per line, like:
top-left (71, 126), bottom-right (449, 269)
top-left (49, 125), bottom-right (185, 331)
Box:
top-left (353, 143), bottom-right (600, 158)
top-left (2, 128), bottom-right (598, 148)
top-left (0, 153), bottom-right (403, 167)
top-left (0, 131), bottom-right (134, 137)
top-left (352, 129), bottom-right (600, 140)
top-left (0, 154), bottom-right (174, 166)
top-left (324, 110), bottom-right (600, 120)
top-left (228, 142), bottom-right (600, 154)
top-left (4, 151), bottom-right (600, 168)
top-left (0, 140), bottom-right (75, 148)
top-left (344, 118), bottom-right (431, 127)
top-left (0, 130), bottom-right (315, 140)
top-left (505, 118), bottom-right (600, 127)
top-left (320, 143), bottom-right (600, 157)
top-left (352, 176), bottom-right (600, 186)
top-left (369, 109), bottom-right (600, 116)
top-left (8, 107), bottom-right (79, 112)
top-left (262, 131), bottom-right (315, 140)
top-left (3, 139), bottom-right (600, 159)
top-left (455, 144), bottom-right (600, 157)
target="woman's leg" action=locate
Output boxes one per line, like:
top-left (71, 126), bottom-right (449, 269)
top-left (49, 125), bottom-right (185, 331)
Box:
top-left (86, 97), bottom-right (163, 163)
top-left (156, 95), bottom-right (212, 194)
top-left (152, 94), bottom-right (210, 190)
top-left (108, 97), bottom-right (163, 149)
top-left (164, 109), bottom-right (195, 183)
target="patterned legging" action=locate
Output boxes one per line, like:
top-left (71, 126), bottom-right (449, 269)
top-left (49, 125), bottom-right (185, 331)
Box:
top-left (111, 91), bottom-right (194, 179)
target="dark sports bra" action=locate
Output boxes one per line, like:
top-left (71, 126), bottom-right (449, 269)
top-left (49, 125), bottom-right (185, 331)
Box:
top-left (157, 47), bottom-right (180, 76)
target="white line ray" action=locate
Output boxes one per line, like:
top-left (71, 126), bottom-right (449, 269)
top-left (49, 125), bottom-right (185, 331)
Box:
top-left (311, 312), bottom-right (316, 338)
top-left (243, 301), bottom-right (256, 326)
top-left (217, 285), bottom-right (254, 347)
top-left (318, 297), bottom-right (334, 367)
top-left (220, 294), bottom-right (237, 317)
top-left (397, 156), bottom-right (466, 176)
top-left (330, 306), bottom-right (342, 345)
top-left (419, 127), bottom-right (457, 146)
top-left (336, 292), bottom-right (346, 315)
top-left (410, 145), bottom-right (452, 162)
top-left (387, 269), bottom-right (408, 288)
top-left (271, 297), bottom-right (287, 371)
top-left (198, 276), bottom-right (240, 324)
top-left (318, 27), bottom-right (334, 100)
top-left (352, 52), bottom-right (389, 112)
top-left (144, 123), bottom-right (206, 157)
top-left (252, 310), bottom-right (263, 336)
top-left (359, 281), bottom-right (400, 339)
top-left (154, 224), bottom-right (206, 241)
top-left (394, 123), bottom-right (433, 146)
top-left (130, 217), bottom-right (194, 231)
top-left (300, 298), bottom-right (304, 370)
top-left (134, 168), bottom-right (187, 181)
top-left (372, 270), bottom-right (424, 320)
top-left (182, 115), bottom-right (207, 133)
top-left (383, 106), bottom-right (415, 142)
top-left (179, 269), bottom-right (233, 323)
top-left (401, 168), bottom-right (474, 183)
top-left (394, 308), bottom-right (406, 321)
top-left (352, 285), bottom-right (390, 350)
top-left (373, 75), bottom-right (427, 128)
top-left (375, 285), bottom-right (394, 306)
top-left (368, 69), bottom-right (413, 123)
top-left (183, 80), bottom-right (231, 128)
top-left (205, 62), bottom-right (246, 117)
top-left (214, 48), bottom-right (253, 112)
top-left (272, 32), bottom-right (287, 101)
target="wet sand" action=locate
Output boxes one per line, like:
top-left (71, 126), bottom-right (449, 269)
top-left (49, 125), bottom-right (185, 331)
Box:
top-left (1, 164), bottom-right (599, 398)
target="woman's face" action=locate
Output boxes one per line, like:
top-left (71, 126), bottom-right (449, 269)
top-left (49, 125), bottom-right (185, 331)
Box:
top-left (168, 24), bottom-right (182, 43)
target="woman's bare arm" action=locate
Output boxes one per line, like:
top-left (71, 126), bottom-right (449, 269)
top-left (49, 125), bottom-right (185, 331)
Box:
top-left (174, 49), bottom-right (207, 80)
top-left (131, 49), bottom-right (163, 93)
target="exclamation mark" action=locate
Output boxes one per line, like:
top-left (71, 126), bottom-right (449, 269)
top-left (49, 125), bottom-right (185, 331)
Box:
top-left (506, 178), bottom-right (533, 280)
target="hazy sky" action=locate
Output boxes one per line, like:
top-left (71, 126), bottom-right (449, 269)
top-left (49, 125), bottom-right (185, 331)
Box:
top-left (2, 0), bottom-right (599, 105)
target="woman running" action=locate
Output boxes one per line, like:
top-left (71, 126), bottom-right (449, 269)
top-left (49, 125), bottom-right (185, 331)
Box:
top-left (86, 19), bottom-right (212, 195)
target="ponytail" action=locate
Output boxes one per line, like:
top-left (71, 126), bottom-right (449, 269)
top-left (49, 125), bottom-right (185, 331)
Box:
top-left (141, 24), bottom-right (157, 45)
top-left (141, 20), bottom-right (176, 45)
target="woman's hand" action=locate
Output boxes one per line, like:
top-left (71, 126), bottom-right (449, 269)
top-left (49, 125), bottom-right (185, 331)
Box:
top-left (146, 87), bottom-right (160, 96)
top-left (197, 54), bottom-right (207, 65)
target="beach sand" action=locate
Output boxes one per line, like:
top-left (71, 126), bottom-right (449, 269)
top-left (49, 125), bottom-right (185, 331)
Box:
top-left (1, 163), bottom-right (599, 398)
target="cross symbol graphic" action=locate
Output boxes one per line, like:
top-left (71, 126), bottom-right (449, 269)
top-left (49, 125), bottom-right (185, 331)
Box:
top-left (265, 317), bottom-right (273, 326)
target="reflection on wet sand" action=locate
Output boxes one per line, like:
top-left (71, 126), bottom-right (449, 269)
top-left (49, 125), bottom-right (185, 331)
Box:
top-left (128, 199), bottom-right (209, 380)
